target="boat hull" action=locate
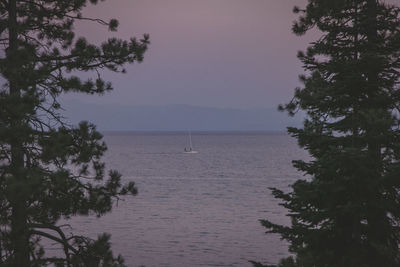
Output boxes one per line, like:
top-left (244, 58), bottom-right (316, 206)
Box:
top-left (184, 151), bottom-right (198, 154)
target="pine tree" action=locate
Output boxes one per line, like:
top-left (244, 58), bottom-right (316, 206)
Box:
top-left (256, 1), bottom-right (400, 266)
top-left (0, 0), bottom-right (149, 266)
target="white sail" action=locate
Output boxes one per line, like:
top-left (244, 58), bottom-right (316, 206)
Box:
top-left (189, 131), bottom-right (193, 149)
top-left (184, 131), bottom-right (198, 153)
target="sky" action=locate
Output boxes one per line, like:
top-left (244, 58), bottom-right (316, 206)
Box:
top-left (63, 0), bottom-right (314, 110)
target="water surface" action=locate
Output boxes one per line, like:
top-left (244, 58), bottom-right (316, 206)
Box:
top-left (67, 132), bottom-right (308, 267)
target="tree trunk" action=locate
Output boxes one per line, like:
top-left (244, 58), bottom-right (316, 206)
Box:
top-left (366, 0), bottom-right (379, 159)
top-left (8, 0), bottom-right (30, 266)
top-left (364, 0), bottom-right (391, 264)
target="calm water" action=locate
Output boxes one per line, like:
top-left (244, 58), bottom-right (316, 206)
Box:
top-left (66, 132), bottom-right (308, 267)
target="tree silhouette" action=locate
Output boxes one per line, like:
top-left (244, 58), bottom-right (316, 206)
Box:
top-left (0, 0), bottom-right (149, 266)
top-left (256, 0), bottom-right (400, 266)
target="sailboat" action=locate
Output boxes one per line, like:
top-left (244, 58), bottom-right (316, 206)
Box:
top-left (184, 131), bottom-right (198, 154)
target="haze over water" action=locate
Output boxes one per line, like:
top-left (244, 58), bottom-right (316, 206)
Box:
top-left (66, 132), bottom-right (308, 267)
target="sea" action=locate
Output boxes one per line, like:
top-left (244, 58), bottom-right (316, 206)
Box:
top-left (65, 132), bottom-right (309, 267)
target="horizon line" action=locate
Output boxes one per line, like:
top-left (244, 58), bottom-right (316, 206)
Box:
top-left (100, 130), bottom-right (289, 134)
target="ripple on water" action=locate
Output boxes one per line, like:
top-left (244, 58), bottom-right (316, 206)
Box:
top-left (59, 133), bottom-right (307, 267)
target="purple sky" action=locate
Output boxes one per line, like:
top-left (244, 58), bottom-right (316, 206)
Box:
top-left (65, 0), bottom-right (313, 109)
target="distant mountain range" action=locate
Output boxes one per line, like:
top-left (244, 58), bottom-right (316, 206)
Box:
top-left (61, 100), bottom-right (303, 132)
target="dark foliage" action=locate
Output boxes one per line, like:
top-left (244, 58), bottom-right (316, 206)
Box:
top-left (256, 1), bottom-right (400, 266)
top-left (0, 0), bottom-right (149, 266)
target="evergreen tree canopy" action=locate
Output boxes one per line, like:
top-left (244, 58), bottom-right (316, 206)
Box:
top-left (257, 0), bottom-right (400, 266)
top-left (0, 0), bottom-right (149, 266)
